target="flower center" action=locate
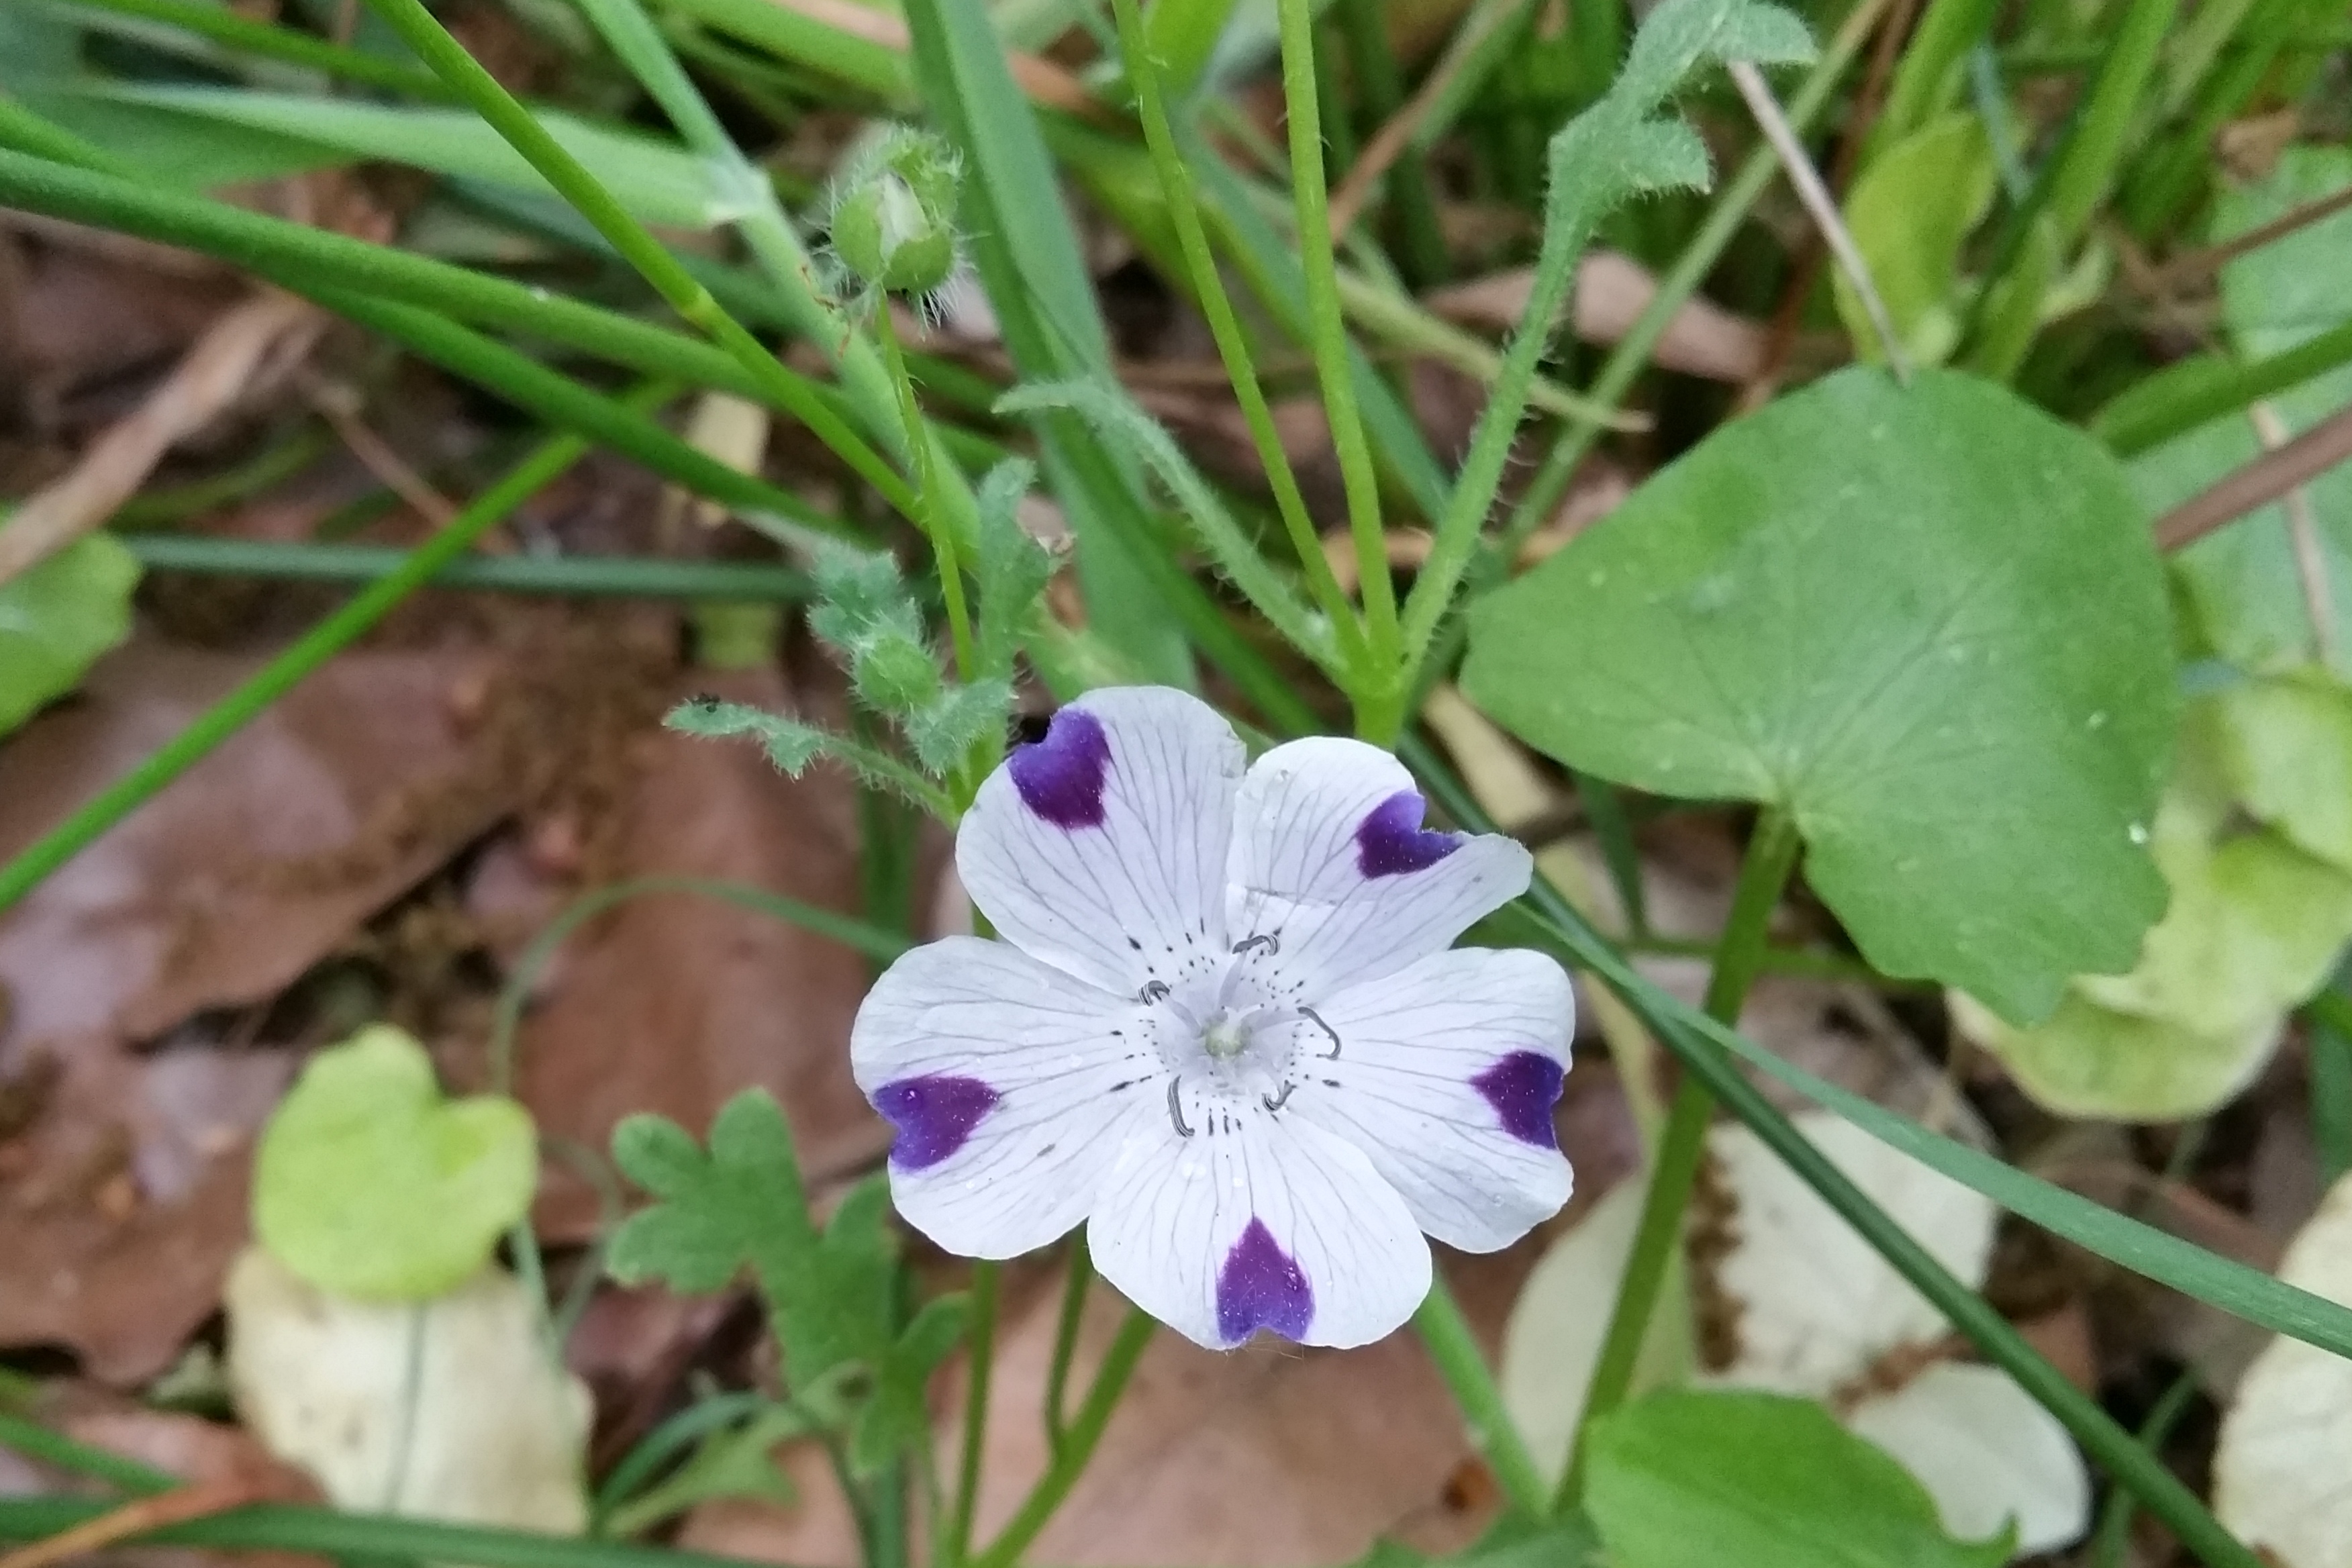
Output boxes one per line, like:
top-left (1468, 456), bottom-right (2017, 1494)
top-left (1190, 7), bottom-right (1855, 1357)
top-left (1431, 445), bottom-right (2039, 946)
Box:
top-left (1142, 939), bottom-right (1344, 1140)
top-left (1202, 1011), bottom-right (1253, 1061)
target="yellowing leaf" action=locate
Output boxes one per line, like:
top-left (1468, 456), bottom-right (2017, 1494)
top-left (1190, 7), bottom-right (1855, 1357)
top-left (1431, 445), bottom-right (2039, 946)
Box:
top-left (1957, 991), bottom-right (2280, 1124)
top-left (1706, 1114), bottom-right (1996, 1395)
top-left (2215, 1173), bottom-right (2352, 1568)
top-left (1846, 1363), bottom-right (2091, 1555)
top-left (226, 1247), bottom-right (589, 1530)
top-left (2214, 671), bottom-right (2352, 873)
top-left (1836, 114), bottom-right (1997, 366)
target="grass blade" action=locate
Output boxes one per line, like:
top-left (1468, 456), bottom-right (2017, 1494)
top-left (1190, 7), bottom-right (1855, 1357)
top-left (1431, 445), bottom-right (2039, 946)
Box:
top-left (900, 0), bottom-right (1195, 684)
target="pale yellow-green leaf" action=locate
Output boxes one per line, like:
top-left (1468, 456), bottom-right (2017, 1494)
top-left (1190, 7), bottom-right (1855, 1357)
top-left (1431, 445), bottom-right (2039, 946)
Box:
top-left (2214, 670), bottom-right (2352, 873)
top-left (1836, 113), bottom-right (1997, 366)
top-left (254, 1026), bottom-right (538, 1300)
top-left (2075, 830), bottom-right (2352, 1040)
top-left (1955, 990), bottom-right (2280, 1122)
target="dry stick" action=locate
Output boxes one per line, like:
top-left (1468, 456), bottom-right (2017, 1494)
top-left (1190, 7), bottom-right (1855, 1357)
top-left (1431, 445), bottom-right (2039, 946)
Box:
top-left (1738, 0), bottom-right (1918, 407)
top-left (0, 291), bottom-right (322, 583)
top-left (2147, 184), bottom-right (2352, 293)
top-left (2156, 399), bottom-right (2352, 551)
top-left (0, 1479), bottom-right (267, 1568)
top-left (1728, 60), bottom-right (1912, 382)
top-left (2249, 401), bottom-right (2339, 664)
top-left (301, 377), bottom-right (462, 527)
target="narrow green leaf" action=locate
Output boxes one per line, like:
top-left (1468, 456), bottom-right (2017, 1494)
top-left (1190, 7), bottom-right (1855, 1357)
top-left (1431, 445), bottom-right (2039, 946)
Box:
top-left (78, 87), bottom-right (735, 228)
top-left (899, 0), bottom-right (1193, 685)
top-left (1577, 926), bottom-right (2352, 1366)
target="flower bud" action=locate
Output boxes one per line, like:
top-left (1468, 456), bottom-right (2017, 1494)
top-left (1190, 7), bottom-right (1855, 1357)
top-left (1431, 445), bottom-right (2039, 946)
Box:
top-left (829, 128), bottom-right (962, 297)
top-left (853, 632), bottom-right (944, 714)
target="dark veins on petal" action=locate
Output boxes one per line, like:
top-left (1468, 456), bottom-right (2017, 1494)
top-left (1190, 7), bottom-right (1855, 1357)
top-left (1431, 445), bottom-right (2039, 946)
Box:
top-left (1472, 1051), bottom-right (1565, 1148)
top-left (873, 1075), bottom-right (999, 1170)
top-left (1008, 706), bottom-right (1111, 828)
top-left (1355, 789), bottom-right (1461, 877)
top-left (1215, 1218), bottom-right (1314, 1344)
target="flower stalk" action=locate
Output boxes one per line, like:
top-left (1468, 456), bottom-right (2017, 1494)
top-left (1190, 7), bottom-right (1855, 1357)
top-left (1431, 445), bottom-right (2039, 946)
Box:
top-left (1556, 807), bottom-right (1803, 1506)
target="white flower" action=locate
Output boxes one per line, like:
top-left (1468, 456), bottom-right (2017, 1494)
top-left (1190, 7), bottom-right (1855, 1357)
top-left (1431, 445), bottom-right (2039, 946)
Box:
top-left (850, 687), bottom-right (1576, 1350)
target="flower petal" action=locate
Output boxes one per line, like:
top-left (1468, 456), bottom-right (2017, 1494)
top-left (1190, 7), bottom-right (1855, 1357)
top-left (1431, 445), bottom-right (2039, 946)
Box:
top-left (850, 936), bottom-right (1156, 1258)
top-left (1087, 1101), bottom-right (1431, 1349)
top-left (1226, 737), bottom-right (1532, 999)
top-left (1289, 947), bottom-right (1575, 1252)
top-left (959, 687), bottom-right (1246, 998)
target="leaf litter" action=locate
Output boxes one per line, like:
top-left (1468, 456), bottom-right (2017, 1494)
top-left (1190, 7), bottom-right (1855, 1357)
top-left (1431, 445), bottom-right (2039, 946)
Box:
top-left (5, 3), bottom-right (2352, 1561)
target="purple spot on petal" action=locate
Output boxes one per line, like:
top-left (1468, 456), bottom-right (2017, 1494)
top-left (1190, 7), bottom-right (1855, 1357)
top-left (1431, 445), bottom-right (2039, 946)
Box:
top-left (1008, 707), bottom-right (1110, 828)
top-left (1356, 789), bottom-right (1461, 877)
top-left (1215, 1218), bottom-right (1314, 1344)
top-left (1473, 1052), bottom-right (1565, 1148)
top-left (873, 1075), bottom-right (999, 1170)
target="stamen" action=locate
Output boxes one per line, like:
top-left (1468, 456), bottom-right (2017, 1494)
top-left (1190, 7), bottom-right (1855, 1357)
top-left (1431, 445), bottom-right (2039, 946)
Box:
top-left (1261, 1082), bottom-right (1295, 1112)
top-left (1300, 1006), bottom-right (1342, 1060)
top-left (1231, 933), bottom-right (1280, 957)
top-left (1140, 980), bottom-right (1171, 1004)
top-left (1166, 1077), bottom-right (1194, 1138)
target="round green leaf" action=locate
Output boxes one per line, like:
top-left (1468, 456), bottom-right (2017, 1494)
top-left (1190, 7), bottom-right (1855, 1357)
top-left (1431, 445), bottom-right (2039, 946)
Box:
top-left (254, 1025), bottom-right (538, 1300)
top-left (1584, 1389), bottom-right (2010, 1568)
top-left (0, 532), bottom-right (139, 738)
top-left (1464, 367), bottom-right (2175, 1023)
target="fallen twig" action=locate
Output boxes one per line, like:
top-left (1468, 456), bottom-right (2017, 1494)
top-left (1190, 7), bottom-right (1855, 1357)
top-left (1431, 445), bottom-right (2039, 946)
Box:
top-left (2156, 399), bottom-right (2352, 552)
top-left (0, 290), bottom-right (324, 585)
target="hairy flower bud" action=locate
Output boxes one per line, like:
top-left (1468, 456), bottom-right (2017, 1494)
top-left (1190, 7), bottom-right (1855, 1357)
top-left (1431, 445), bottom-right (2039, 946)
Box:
top-left (829, 128), bottom-right (962, 297)
top-left (853, 632), bottom-right (944, 715)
